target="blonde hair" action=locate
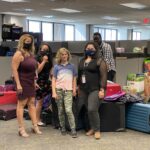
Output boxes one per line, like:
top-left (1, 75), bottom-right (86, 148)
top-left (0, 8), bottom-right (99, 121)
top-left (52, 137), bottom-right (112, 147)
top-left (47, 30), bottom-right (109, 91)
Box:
top-left (17, 34), bottom-right (35, 55)
top-left (55, 47), bottom-right (71, 64)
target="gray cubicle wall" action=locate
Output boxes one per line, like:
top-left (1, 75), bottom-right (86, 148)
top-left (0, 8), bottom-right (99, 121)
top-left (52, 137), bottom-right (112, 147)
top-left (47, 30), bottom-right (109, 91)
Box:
top-left (1, 41), bottom-right (18, 49)
top-left (118, 40), bottom-right (148, 53)
top-left (115, 40), bottom-right (147, 86)
top-left (0, 57), bottom-right (12, 84)
top-left (67, 41), bottom-right (86, 71)
top-left (146, 41), bottom-right (150, 54)
top-left (0, 40), bottom-right (147, 86)
top-left (68, 41), bottom-right (87, 54)
top-left (115, 57), bottom-right (145, 86)
top-left (46, 41), bottom-right (68, 53)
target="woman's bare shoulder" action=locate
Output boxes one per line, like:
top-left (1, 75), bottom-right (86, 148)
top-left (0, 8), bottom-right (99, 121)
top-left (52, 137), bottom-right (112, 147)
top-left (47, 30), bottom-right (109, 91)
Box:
top-left (13, 50), bottom-right (23, 61)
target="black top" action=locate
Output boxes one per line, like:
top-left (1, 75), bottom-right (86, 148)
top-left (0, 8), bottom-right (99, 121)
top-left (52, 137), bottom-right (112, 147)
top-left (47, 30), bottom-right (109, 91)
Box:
top-left (36, 55), bottom-right (52, 80)
top-left (78, 58), bottom-right (107, 93)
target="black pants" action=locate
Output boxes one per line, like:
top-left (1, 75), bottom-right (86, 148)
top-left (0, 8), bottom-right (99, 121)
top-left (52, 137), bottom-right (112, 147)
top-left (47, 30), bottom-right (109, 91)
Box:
top-left (77, 90), bottom-right (102, 132)
top-left (107, 70), bottom-right (116, 81)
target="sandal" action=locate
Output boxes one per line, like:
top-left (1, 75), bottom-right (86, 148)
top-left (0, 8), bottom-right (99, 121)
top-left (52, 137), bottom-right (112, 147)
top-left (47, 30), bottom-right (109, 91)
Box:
top-left (32, 125), bottom-right (42, 134)
top-left (18, 127), bottom-right (29, 138)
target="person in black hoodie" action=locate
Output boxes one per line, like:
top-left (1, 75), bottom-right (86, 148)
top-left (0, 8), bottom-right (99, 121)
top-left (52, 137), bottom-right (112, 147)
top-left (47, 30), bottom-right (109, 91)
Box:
top-left (77, 41), bottom-right (107, 139)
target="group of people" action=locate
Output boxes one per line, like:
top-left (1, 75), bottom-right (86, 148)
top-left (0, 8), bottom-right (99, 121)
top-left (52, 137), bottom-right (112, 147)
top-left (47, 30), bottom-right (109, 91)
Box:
top-left (11, 32), bottom-right (116, 140)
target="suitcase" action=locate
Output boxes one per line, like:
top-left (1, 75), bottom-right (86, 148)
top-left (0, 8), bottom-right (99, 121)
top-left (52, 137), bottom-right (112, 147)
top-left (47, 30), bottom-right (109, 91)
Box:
top-left (126, 103), bottom-right (150, 133)
top-left (0, 104), bottom-right (17, 120)
top-left (100, 101), bottom-right (125, 132)
top-left (76, 101), bottom-right (125, 132)
top-left (0, 91), bottom-right (17, 105)
top-left (106, 83), bottom-right (121, 96)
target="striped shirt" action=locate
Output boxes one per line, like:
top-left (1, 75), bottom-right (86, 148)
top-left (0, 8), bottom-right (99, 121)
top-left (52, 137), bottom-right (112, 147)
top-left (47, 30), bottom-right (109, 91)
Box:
top-left (97, 42), bottom-right (116, 72)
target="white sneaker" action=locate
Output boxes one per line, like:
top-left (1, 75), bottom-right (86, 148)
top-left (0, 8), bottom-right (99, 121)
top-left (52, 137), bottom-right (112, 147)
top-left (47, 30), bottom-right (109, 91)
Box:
top-left (37, 122), bottom-right (46, 127)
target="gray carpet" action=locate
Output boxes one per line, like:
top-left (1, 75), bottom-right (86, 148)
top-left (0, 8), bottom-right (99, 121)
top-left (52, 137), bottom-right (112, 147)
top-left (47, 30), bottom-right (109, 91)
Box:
top-left (0, 119), bottom-right (150, 150)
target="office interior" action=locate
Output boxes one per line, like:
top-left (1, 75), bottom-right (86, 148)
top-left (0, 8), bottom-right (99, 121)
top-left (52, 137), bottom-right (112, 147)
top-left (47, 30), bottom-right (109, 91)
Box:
top-left (0, 1), bottom-right (150, 149)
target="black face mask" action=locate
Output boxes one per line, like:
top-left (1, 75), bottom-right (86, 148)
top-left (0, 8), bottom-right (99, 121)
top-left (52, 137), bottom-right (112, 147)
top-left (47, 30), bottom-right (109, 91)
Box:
top-left (23, 43), bottom-right (32, 50)
top-left (85, 49), bottom-right (96, 56)
top-left (40, 50), bottom-right (49, 56)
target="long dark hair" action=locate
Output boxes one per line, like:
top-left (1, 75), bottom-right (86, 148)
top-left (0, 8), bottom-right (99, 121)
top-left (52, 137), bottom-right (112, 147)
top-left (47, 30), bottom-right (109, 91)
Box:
top-left (38, 42), bottom-right (53, 69)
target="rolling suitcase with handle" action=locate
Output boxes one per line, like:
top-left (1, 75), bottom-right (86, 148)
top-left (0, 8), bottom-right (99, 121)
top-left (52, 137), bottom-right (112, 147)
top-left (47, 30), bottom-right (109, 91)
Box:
top-left (126, 103), bottom-right (150, 133)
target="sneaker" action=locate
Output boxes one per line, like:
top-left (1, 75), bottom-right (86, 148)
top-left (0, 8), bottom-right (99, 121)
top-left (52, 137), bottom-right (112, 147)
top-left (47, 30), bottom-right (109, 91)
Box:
top-left (94, 131), bottom-right (101, 140)
top-left (71, 129), bottom-right (77, 138)
top-left (37, 122), bottom-right (46, 127)
top-left (86, 129), bottom-right (94, 136)
top-left (61, 128), bottom-right (67, 135)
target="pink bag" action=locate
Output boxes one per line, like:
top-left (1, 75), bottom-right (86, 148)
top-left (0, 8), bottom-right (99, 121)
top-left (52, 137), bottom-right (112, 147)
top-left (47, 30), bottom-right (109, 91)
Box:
top-left (106, 83), bottom-right (121, 96)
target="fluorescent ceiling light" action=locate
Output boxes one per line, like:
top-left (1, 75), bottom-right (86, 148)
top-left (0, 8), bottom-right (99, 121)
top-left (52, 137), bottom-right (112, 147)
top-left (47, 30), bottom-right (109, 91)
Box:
top-left (120, 3), bottom-right (147, 9)
top-left (125, 20), bottom-right (140, 23)
top-left (14, 8), bottom-right (34, 12)
top-left (43, 15), bottom-right (54, 18)
top-left (102, 16), bottom-right (120, 20)
top-left (24, 9), bottom-right (33, 12)
top-left (52, 8), bottom-right (81, 13)
top-left (107, 22), bottom-right (117, 25)
top-left (60, 19), bottom-right (74, 22)
top-left (1, 0), bottom-right (26, 2)
top-left (0, 12), bottom-right (27, 16)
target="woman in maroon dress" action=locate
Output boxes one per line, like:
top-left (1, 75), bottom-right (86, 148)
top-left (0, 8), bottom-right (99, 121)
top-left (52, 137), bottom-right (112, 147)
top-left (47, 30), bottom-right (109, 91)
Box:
top-left (12, 34), bottom-right (42, 137)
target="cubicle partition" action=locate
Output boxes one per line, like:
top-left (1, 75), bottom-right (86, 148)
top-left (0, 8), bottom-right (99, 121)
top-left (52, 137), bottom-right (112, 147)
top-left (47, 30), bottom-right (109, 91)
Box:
top-left (0, 40), bottom-right (150, 85)
top-left (118, 40), bottom-right (148, 53)
top-left (146, 41), bottom-right (150, 54)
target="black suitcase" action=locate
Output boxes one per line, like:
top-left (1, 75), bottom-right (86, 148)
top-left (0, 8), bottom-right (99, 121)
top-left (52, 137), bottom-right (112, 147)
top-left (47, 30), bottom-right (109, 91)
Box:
top-left (100, 101), bottom-right (125, 132)
top-left (0, 104), bottom-right (17, 120)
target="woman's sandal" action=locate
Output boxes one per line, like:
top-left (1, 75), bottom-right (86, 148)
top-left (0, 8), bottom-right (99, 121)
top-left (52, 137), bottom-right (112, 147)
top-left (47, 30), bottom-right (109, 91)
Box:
top-left (32, 125), bottom-right (42, 134)
top-left (18, 127), bottom-right (29, 138)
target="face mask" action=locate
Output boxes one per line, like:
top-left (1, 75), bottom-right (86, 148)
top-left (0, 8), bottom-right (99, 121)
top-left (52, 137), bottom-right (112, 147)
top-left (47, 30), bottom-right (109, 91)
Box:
top-left (40, 50), bottom-right (49, 56)
top-left (85, 49), bottom-right (96, 56)
top-left (23, 43), bottom-right (32, 50)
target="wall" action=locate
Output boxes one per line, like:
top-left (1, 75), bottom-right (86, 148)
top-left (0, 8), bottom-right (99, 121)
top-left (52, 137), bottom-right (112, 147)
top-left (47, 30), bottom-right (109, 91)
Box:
top-left (0, 57), bottom-right (12, 85)
top-left (2, 15), bottom-right (150, 41)
top-left (3, 15), bottom-right (27, 31)
top-left (135, 29), bottom-right (150, 40)
top-left (116, 57), bottom-right (144, 86)
top-left (0, 15), bottom-right (2, 42)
